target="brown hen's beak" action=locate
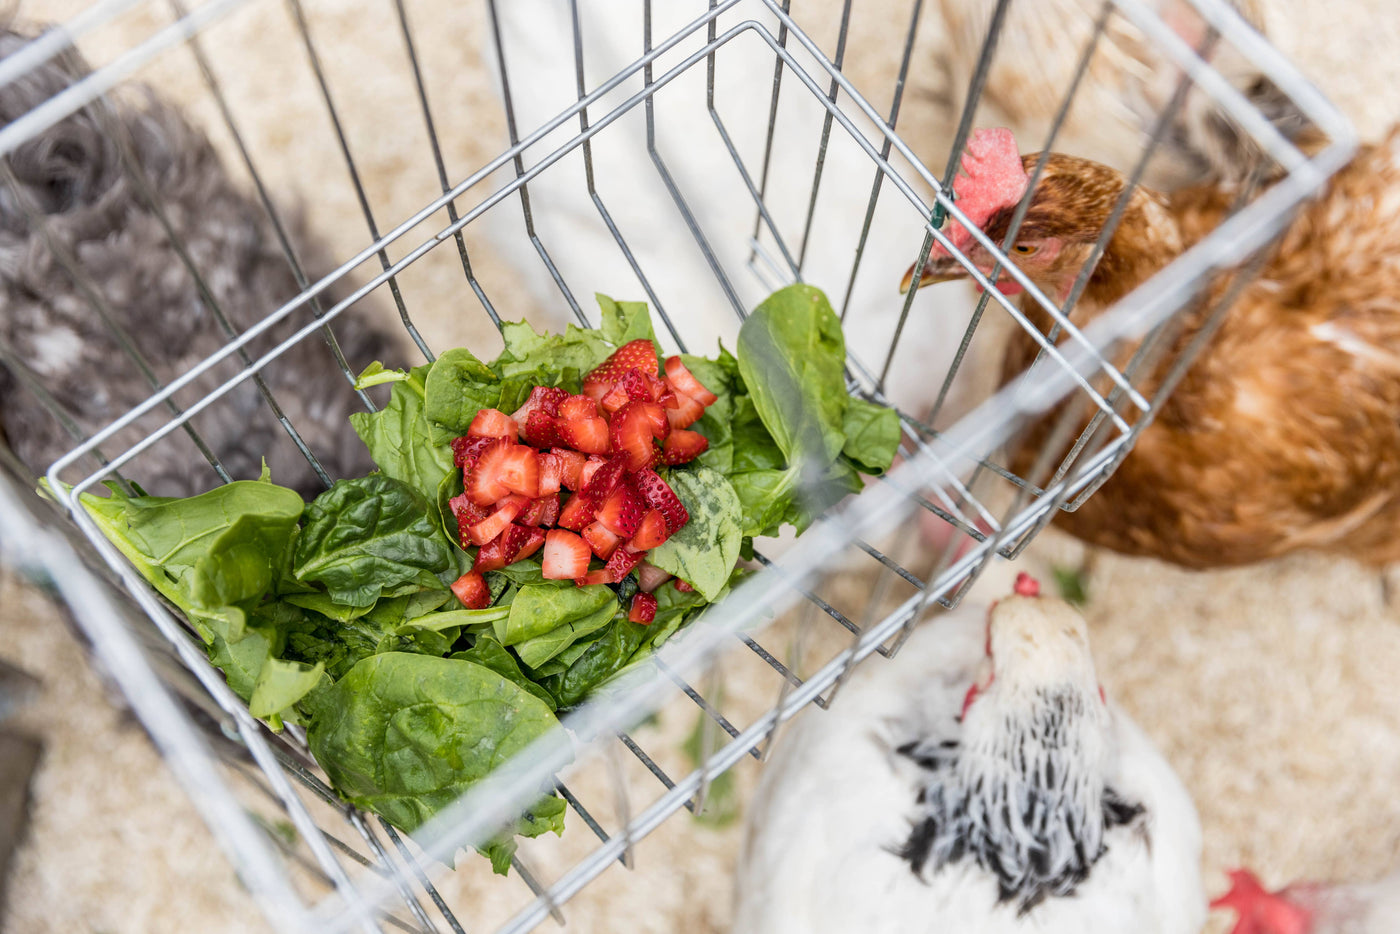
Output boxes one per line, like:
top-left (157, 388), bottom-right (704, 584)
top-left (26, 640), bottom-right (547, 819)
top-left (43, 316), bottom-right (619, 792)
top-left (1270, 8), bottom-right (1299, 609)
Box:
top-left (898, 255), bottom-right (969, 294)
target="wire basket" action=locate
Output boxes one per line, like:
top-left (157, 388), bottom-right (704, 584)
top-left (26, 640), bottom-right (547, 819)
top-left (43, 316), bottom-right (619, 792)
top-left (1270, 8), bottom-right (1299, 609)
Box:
top-left (0, 0), bottom-right (1355, 931)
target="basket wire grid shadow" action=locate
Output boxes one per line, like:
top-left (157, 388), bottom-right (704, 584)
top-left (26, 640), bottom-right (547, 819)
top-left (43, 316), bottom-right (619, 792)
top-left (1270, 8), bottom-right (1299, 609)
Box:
top-left (0, 0), bottom-right (1355, 931)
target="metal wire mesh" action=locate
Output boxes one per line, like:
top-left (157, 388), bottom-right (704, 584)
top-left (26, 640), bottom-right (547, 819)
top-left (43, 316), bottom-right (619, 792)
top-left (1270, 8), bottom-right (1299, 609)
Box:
top-left (0, 0), bottom-right (1356, 931)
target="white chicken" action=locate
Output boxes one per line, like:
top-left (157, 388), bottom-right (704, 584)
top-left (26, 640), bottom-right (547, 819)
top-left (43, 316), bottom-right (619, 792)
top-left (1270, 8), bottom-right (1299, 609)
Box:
top-left (732, 574), bottom-right (1205, 934)
top-left (1212, 867), bottom-right (1400, 934)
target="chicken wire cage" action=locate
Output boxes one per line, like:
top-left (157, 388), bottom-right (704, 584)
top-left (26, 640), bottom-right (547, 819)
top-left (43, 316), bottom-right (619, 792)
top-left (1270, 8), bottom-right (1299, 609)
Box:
top-left (0, 0), bottom-right (1356, 931)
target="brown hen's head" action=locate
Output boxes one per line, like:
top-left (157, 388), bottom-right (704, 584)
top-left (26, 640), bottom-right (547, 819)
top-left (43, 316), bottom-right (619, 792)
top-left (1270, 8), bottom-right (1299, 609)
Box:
top-left (902, 128), bottom-right (1162, 308)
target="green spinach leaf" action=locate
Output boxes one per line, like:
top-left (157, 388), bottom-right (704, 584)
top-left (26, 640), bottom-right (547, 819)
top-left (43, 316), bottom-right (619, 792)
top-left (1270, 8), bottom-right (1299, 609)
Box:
top-left (452, 634), bottom-right (556, 710)
top-left (840, 396), bottom-right (901, 475)
top-left (512, 597), bottom-right (619, 669)
top-left (647, 467), bottom-right (743, 601)
top-left (350, 364), bottom-right (455, 502)
top-left (498, 582), bottom-right (615, 646)
top-left (423, 348), bottom-right (501, 441)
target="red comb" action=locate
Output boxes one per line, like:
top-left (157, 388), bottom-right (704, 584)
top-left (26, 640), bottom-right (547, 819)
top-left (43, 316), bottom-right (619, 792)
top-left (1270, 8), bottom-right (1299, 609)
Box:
top-left (938, 127), bottom-right (1029, 254)
top-left (1211, 869), bottom-right (1313, 934)
top-left (1013, 572), bottom-right (1040, 597)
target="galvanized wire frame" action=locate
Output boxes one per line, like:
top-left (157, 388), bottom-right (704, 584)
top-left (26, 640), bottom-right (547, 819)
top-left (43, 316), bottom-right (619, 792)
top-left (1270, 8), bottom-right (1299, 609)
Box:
top-left (0, 0), bottom-right (1356, 931)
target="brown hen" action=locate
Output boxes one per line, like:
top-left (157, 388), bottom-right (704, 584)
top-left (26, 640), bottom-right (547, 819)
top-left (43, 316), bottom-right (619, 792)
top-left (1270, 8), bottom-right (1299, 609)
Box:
top-left (904, 127), bottom-right (1400, 569)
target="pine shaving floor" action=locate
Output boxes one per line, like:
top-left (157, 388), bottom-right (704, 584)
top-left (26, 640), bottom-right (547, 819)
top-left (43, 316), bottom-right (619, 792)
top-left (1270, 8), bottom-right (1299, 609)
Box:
top-left (4, 0), bottom-right (1400, 931)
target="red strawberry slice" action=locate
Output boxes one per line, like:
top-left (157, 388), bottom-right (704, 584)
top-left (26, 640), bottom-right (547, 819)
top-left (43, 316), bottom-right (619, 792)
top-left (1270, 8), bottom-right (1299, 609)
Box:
top-left (510, 385), bottom-right (568, 424)
top-left (664, 390), bottom-right (705, 429)
top-left (628, 592), bottom-right (658, 624)
top-left (472, 531), bottom-right (515, 573)
top-left (466, 494), bottom-right (528, 546)
top-left (664, 356), bottom-right (718, 405)
top-left (466, 438), bottom-right (515, 505)
top-left (636, 562), bottom-right (672, 593)
top-left (513, 526), bottom-right (547, 563)
top-left (582, 339), bottom-right (659, 399)
top-left (518, 493), bottom-right (561, 527)
top-left (579, 455), bottom-right (630, 510)
top-left (452, 435), bottom-right (495, 469)
top-left (542, 529), bottom-right (591, 580)
top-left (632, 469), bottom-right (689, 532)
top-left (451, 570), bottom-right (491, 609)
top-left (596, 483), bottom-right (644, 537)
top-left (662, 429), bottom-right (709, 465)
top-left (522, 409), bottom-right (562, 448)
top-left (604, 546), bottom-right (642, 582)
top-left (551, 448), bottom-right (587, 489)
top-left (467, 408), bottom-right (519, 439)
top-left (495, 445), bottom-right (540, 499)
top-left (620, 369), bottom-right (655, 403)
top-left (557, 416), bottom-right (611, 455)
top-left (673, 579), bottom-right (695, 593)
top-left (450, 493), bottom-right (491, 549)
top-left (558, 492), bottom-right (596, 531)
top-left (574, 568), bottom-right (613, 587)
top-left (599, 383), bottom-right (631, 415)
top-left (558, 394), bottom-right (599, 420)
top-left (610, 401), bottom-right (668, 472)
top-left (627, 508), bottom-right (670, 551)
top-left (578, 456), bottom-right (606, 490)
top-left (537, 452), bottom-right (563, 496)
top-left (582, 521), bottom-right (622, 559)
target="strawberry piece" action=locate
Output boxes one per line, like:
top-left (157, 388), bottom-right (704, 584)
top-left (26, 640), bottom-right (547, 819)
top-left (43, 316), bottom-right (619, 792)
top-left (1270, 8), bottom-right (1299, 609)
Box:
top-left (472, 532), bottom-right (515, 572)
top-left (467, 494), bottom-right (528, 546)
top-left (510, 385), bottom-right (568, 424)
top-left (628, 592), bottom-right (658, 624)
top-left (575, 568), bottom-right (613, 587)
top-left (579, 456), bottom-right (606, 490)
top-left (518, 493), bottom-right (561, 527)
top-left (664, 390), bottom-right (705, 429)
top-left (662, 429), bottom-right (709, 465)
top-left (596, 483), bottom-right (644, 537)
top-left (450, 493), bottom-right (491, 549)
top-left (542, 529), bottom-right (591, 580)
top-left (582, 339), bottom-right (659, 399)
top-left (599, 383), bottom-right (631, 415)
top-left (582, 521), bottom-right (622, 559)
top-left (558, 394), bottom-right (599, 420)
top-left (537, 453), bottom-right (563, 496)
top-left (451, 570), bottom-right (491, 609)
top-left (466, 438), bottom-right (515, 505)
top-left (513, 526), bottom-right (547, 563)
top-left (620, 368), bottom-right (654, 403)
top-left (632, 468), bottom-right (689, 533)
top-left (551, 448), bottom-right (587, 489)
top-left (467, 408), bottom-right (519, 439)
top-left (451, 435), bottom-right (494, 469)
top-left (579, 455), bottom-right (630, 510)
top-left (636, 562), bottom-right (672, 593)
top-left (522, 409), bottom-right (562, 448)
top-left (673, 579), bottom-right (695, 593)
top-left (604, 546), bottom-right (642, 582)
top-left (627, 508), bottom-right (670, 551)
top-left (610, 402), bottom-right (668, 472)
top-left (558, 492), bottom-right (596, 531)
top-left (557, 416), bottom-right (611, 455)
top-left (664, 356), bottom-right (718, 405)
top-left (496, 446), bottom-right (541, 499)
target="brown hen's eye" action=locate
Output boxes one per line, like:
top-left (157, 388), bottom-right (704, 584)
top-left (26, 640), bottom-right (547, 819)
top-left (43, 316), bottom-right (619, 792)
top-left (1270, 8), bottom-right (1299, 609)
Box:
top-left (1013, 244), bottom-right (1038, 256)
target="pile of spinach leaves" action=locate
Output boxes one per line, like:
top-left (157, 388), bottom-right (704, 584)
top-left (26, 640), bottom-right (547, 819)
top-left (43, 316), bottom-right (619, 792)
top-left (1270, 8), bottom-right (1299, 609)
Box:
top-left (74, 284), bottom-right (898, 872)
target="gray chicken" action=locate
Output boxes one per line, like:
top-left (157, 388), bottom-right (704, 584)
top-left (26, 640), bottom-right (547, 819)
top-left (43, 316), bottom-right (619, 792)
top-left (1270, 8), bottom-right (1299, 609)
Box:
top-left (0, 25), bottom-right (398, 499)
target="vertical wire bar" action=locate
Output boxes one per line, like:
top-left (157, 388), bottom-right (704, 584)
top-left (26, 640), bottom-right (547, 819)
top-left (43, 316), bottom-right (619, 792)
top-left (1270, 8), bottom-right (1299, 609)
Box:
top-left (553, 779), bottom-right (626, 867)
top-left (603, 745), bottom-right (636, 869)
top-left (169, 0), bottom-right (378, 409)
top-left (484, 0), bottom-right (587, 325)
top-left (746, 0), bottom-right (792, 267)
top-left (285, 0), bottom-right (435, 359)
top-left (391, 0), bottom-right (502, 331)
top-left (510, 854), bottom-right (565, 926)
top-left (382, 822), bottom-right (468, 934)
top-left (793, 0), bottom-right (852, 270)
top-left (349, 812), bottom-right (440, 934)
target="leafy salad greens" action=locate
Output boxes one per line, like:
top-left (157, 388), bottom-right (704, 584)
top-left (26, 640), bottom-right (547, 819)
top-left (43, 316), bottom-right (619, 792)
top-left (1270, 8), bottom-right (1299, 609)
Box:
top-left (74, 284), bottom-right (898, 871)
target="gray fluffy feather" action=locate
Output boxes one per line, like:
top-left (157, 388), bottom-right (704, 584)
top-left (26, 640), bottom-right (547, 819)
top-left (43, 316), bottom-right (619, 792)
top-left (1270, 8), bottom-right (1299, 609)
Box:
top-left (0, 26), bottom-right (400, 499)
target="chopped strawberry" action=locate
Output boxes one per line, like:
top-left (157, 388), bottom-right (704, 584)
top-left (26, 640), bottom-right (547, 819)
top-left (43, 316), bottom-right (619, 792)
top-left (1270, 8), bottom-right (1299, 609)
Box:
top-left (466, 494), bottom-right (528, 546)
top-left (466, 438), bottom-right (515, 505)
top-left (514, 526), bottom-right (547, 563)
top-left (627, 507), bottom-right (670, 551)
top-left (582, 339), bottom-right (659, 399)
top-left (579, 455), bottom-right (630, 509)
top-left (604, 546), bottom-right (642, 582)
top-left (521, 409), bottom-right (562, 448)
top-left (542, 529), bottom-right (591, 580)
top-left (472, 531), bottom-right (516, 572)
top-left (620, 368), bottom-right (655, 403)
top-left (673, 579), bottom-right (695, 593)
top-left (495, 445), bottom-right (540, 499)
top-left (610, 401), bottom-right (668, 472)
top-left (578, 456), bottom-right (606, 489)
top-left (551, 448), bottom-right (587, 489)
top-left (664, 390), bottom-right (705, 429)
top-left (662, 429), bottom-right (709, 465)
top-left (451, 570), bottom-right (491, 609)
top-left (557, 416), bottom-right (611, 455)
top-left (451, 493), bottom-right (492, 549)
top-left (636, 561), bottom-right (672, 592)
top-left (518, 493), bottom-right (561, 527)
top-left (632, 468), bottom-right (689, 533)
top-left (582, 521), bottom-right (622, 559)
top-left (558, 492), bottom-right (597, 531)
top-left (664, 356), bottom-right (718, 405)
top-left (558, 394), bottom-right (599, 420)
top-left (628, 592), bottom-right (658, 624)
top-left (537, 452), bottom-right (563, 496)
top-left (467, 408), bottom-right (519, 439)
top-left (575, 568), bottom-right (613, 587)
top-left (452, 435), bottom-right (495, 469)
top-left (596, 483), bottom-right (644, 537)
top-left (509, 385), bottom-right (568, 424)
top-left (599, 383), bottom-right (631, 415)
